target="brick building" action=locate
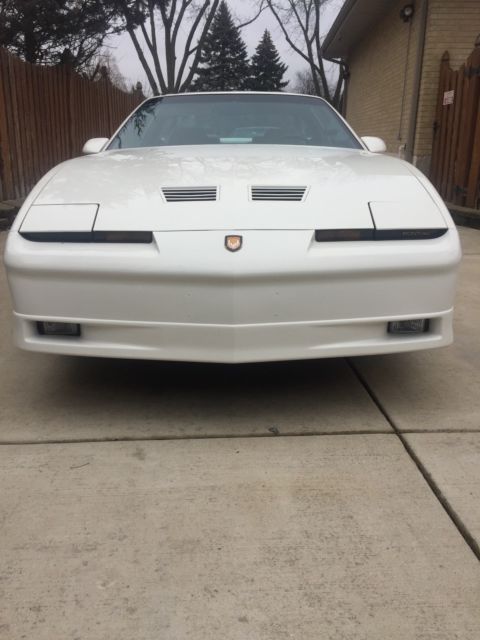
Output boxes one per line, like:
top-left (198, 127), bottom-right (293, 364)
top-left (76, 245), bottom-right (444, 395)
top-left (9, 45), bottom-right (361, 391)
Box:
top-left (323, 0), bottom-right (480, 175)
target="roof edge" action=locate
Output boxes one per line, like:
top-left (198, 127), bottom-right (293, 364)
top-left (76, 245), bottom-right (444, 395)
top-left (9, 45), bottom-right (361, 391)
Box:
top-left (323, 0), bottom-right (359, 59)
top-left (323, 0), bottom-right (398, 59)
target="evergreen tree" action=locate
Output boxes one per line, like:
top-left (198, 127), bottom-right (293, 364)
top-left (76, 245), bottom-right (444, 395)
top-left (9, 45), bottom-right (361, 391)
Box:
top-left (249, 30), bottom-right (288, 91)
top-left (193, 1), bottom-right (250, 92)
top-left (0, 0), bottom-right (119, 72)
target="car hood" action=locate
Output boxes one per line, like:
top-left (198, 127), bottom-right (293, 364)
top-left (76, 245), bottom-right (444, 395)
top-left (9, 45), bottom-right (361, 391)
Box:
top-left (32, 145), bottom-right (445, 231)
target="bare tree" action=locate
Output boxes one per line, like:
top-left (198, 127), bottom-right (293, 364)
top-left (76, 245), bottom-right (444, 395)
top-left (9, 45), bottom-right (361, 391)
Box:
top-left (84, 49), bottom-right (130, 91)
top-left (265, 0), bottom-right (344, 107)
top-left (293, 68), bottom-right (320, 96)
top-left (108, 1), bottom-right (269, 95)
top-left (107, 1), bottom-right (222, 95)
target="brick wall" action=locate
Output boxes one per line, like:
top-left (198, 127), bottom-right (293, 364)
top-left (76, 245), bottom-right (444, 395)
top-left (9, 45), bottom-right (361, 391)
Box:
top-left (345, 0), bottom-right (480, 174)
top-left (345, 0), bottom-right (421, 157)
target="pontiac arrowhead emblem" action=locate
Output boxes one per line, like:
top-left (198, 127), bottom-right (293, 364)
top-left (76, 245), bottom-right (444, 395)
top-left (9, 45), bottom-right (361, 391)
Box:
top-left (225, 235), bottom-right (242, 252)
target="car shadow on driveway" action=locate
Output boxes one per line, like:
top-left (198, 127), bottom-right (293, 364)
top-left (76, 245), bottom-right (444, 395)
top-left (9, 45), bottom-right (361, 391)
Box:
top-left (0, 354), bottom-right (391, 442)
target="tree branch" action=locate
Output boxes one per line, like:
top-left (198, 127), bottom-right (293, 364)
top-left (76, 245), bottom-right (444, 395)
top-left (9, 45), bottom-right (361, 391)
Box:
top-left (172, 0), bottom-right (194, 47)
top-left (265, 1), bottom-right (315, 69)
top-left (139, 14), bottom-right (167, 93)
top-left (177, 0), bottom-right (220, 92)
top-left (126, 23), bottom-right (159, 94)
top-left (313, 0), bottom-right (331, 99)
top-left (236, 0), bottom-right (267, 28)
top-left (266, 0), bottom-right (338, 101)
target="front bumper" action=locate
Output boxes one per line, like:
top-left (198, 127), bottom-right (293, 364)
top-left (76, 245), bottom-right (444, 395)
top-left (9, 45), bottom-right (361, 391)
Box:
top-left (5, 229), bottom-right (461, 363)
top-left (12, 312), bottom-right (453, 363)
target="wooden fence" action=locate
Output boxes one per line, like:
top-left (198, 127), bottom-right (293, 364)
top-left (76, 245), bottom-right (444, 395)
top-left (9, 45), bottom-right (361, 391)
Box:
top-left (0, 48), bottom-right (143, 202)
top-left (430, 42), bottom-right (480, 210)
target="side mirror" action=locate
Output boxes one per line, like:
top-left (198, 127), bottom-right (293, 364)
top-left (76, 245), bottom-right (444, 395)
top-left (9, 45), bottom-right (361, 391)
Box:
top-left (82, 138), bottom-right (109, 155)
top-left (361, 136), bottom-right (387, 153)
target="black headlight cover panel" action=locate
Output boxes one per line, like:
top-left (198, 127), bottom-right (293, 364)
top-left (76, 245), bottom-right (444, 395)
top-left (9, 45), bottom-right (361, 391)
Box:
top-left (315, 228), bottom-right (447, 242)
top-left (20, 231), bottom-right (153, 243)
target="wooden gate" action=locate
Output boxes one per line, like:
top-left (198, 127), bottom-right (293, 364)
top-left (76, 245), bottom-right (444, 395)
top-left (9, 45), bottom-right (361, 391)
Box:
top-left (430, 40), bottom-right (480, 210)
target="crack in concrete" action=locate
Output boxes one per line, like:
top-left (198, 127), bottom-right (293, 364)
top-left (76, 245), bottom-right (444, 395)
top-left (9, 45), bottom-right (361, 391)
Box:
top-left (401, 428), bottom-right (480, 433)
top-left (347, 358), bottom-right (480, 563)
top-left (2, 428), bottom-right (480, 446)
top-left (0, 429), bottom-right (393, 446)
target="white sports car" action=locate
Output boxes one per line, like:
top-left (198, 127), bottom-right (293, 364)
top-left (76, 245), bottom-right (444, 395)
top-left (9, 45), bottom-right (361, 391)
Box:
top-left (4, 92), bottom-right (461, 363)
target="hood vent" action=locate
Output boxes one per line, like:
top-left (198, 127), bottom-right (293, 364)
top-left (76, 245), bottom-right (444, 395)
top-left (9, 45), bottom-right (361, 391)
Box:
top-left (162, 186), bottom-right (218, 202)
top-left (251, 186), bottom-right (307, 202)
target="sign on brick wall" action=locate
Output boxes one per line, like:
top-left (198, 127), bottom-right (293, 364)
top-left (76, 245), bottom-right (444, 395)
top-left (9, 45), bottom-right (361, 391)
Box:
top-left (443, 90), bottom-right (455, 106)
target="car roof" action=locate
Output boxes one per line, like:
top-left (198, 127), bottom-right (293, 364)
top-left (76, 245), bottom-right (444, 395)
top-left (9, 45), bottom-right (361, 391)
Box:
top-left (143, 91), bottom-right (328, 103)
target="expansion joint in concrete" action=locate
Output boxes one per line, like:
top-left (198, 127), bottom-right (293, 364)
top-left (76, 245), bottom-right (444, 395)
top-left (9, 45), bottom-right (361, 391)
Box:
top-left (347, 358), bottom-right (480, 563)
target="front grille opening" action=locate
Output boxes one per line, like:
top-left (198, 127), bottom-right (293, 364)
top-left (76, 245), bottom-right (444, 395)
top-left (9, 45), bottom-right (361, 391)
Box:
top-left (162, 187), bottom-right (218, 202)
top-left (251, 186), bottom-right (307, 202)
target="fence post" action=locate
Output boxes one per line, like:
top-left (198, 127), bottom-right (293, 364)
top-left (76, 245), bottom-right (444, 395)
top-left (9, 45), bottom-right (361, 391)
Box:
top-left (0, 49), bottom-right (14, 201)
top-left (465, 34), bottom-right (480, 209)
top-left (65, 63), bottom-right (75, 158)
top-left (100, 67), bottom-right (115, 136)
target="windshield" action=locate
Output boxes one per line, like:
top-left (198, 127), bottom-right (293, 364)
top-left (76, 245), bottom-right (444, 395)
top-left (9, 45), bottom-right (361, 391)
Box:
top-left (108, 94), bottom-right (362, 150)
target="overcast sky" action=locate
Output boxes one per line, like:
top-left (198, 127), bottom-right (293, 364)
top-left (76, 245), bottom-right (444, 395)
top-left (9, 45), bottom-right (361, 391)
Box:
top-left (106, 0), bottom-right (345, 93)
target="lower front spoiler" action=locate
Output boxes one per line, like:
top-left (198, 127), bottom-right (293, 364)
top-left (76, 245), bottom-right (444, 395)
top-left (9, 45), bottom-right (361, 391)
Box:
top-left (13, 311), bottom-right (454, 363)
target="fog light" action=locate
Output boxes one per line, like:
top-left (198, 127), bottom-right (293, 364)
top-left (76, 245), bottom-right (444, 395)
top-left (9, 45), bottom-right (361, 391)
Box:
top-left (388, 319), bottom-right (429, 335)
top-left (37, 321), bottom-right (81, 337)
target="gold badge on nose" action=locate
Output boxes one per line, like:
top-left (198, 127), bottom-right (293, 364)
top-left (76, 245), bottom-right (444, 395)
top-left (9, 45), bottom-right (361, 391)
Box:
top-left (225, 235), bottom-right (242, 252)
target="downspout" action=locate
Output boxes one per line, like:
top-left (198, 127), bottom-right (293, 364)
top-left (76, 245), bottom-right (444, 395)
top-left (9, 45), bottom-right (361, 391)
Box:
top-left (406, 0), bottom-right (429, 164)
top-left (341, 61), bottom-right (350, 117)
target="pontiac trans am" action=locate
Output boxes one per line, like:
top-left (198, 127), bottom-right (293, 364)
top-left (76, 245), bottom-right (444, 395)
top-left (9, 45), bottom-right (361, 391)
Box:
top-left (4, 93), bottom-right (461, 363)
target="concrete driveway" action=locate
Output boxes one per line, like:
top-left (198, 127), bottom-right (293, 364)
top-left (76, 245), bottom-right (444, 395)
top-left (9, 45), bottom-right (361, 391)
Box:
top-left (1, 227), bottom-right (479, 639)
